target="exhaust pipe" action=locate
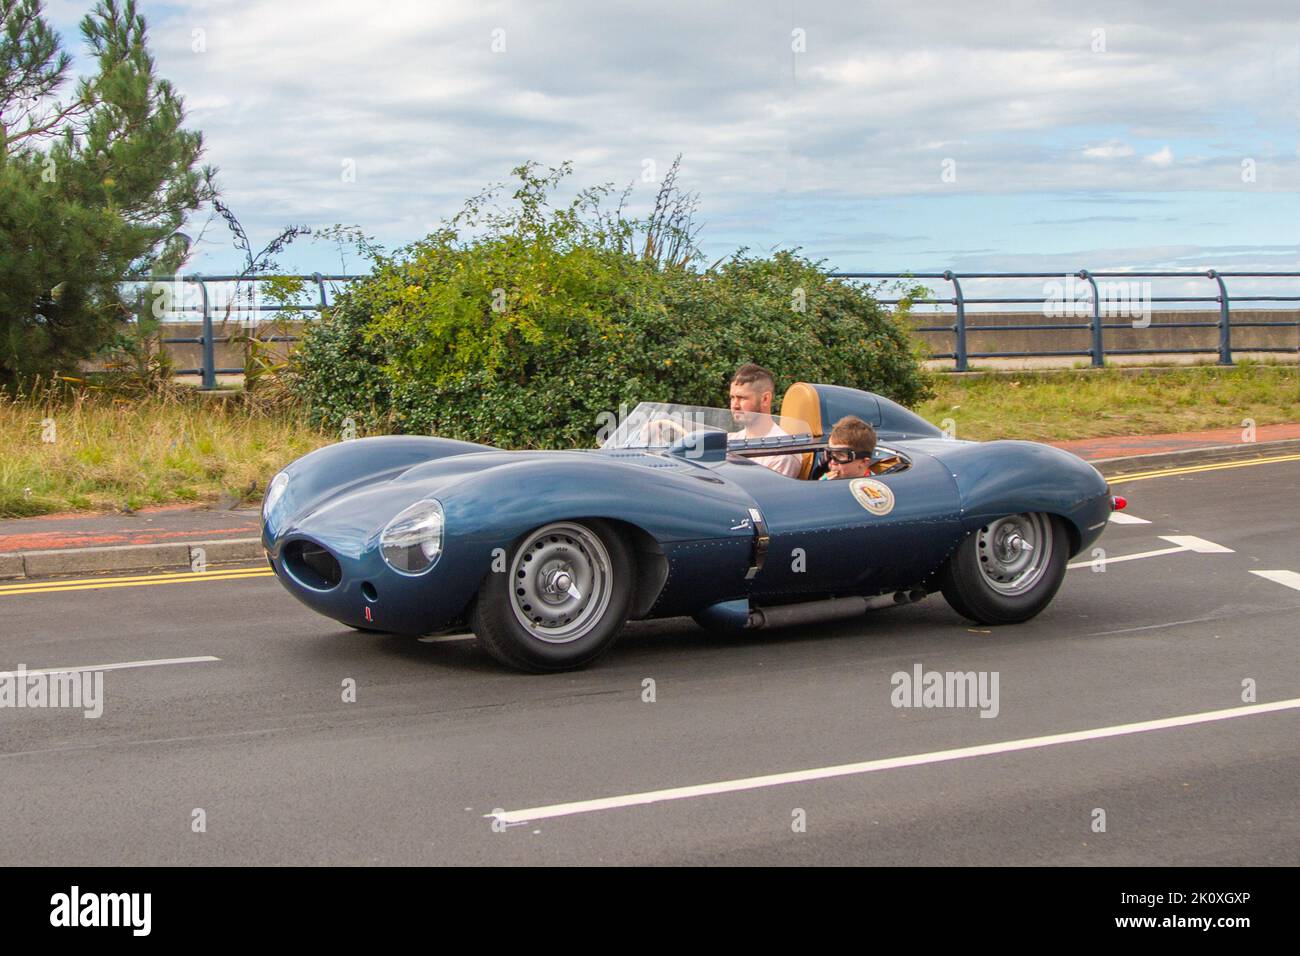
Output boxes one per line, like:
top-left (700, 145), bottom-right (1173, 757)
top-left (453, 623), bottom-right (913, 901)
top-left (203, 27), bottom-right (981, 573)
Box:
top-left (747, 589), bottom-right (927, 630)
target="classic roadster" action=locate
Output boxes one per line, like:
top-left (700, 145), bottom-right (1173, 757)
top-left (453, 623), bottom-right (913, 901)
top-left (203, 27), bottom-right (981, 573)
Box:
top-left (262, 382), bottom-right (1118, 672)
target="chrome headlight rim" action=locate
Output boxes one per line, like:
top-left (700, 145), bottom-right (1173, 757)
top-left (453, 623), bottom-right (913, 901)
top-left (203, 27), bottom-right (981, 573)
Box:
top-left (379, 498), bottom-right (445, 576)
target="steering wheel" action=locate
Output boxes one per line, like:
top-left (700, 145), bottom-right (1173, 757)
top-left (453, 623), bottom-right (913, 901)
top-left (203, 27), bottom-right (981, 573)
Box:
top-left (641, 418), bottom-right (690, 445)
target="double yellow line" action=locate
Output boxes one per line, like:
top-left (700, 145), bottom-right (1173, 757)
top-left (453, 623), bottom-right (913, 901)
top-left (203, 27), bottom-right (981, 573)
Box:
top-left (0, 565), bottom-right (273, 597)
top-left (1106, 452), bottom-right (1300, 484)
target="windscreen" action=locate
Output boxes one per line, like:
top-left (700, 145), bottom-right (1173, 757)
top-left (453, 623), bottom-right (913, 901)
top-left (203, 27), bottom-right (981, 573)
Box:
top-left (600, 403), bottom-right (813, 450)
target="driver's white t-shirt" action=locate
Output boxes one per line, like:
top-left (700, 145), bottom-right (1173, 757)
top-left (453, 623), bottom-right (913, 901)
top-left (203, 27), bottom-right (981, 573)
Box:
top-left (729, 423), bottom-right (803, 479)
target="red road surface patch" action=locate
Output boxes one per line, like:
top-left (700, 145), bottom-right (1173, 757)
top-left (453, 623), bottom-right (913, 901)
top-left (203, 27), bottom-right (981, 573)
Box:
top-left (0, 526), bottom-right (258, 552)
top-left (1050, 422), bottom-right (1300, 461)
top-left (0, 506), bottom-right (259, 554)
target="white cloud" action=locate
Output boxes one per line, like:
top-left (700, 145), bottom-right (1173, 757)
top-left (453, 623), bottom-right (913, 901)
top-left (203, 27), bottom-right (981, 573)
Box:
top-left (1144, 145), bottom-right (1175, 166)
top-left (1084, 141), bottom-right (1135, 159)
top-left (101, 0), bottom-right (1299, 268)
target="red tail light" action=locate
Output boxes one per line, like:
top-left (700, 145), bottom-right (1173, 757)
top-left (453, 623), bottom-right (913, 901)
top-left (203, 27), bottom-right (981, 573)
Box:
top-left (1112, 495), bottom-right (1127, 510)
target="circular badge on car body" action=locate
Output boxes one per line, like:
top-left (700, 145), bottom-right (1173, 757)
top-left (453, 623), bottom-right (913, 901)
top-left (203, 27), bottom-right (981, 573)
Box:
top-left (849, 478), bottom-right (895, 516)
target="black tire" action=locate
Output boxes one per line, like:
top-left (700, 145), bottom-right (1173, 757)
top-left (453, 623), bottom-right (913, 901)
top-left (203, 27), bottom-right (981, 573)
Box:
top-left (938, 513), bottom-right (1069, 625)
top-left (470, 519), bottom-right (635, 672)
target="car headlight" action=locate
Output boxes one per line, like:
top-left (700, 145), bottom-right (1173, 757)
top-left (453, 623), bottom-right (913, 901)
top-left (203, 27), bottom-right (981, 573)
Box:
top-left (380, 499), bottom-right (444, 574)
top-left (263, 471), bottom-right (289, 524)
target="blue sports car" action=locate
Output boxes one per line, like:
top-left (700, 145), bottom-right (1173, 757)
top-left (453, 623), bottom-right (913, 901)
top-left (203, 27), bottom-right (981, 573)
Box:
top-left (261, 382), bottom-right (1118, 672)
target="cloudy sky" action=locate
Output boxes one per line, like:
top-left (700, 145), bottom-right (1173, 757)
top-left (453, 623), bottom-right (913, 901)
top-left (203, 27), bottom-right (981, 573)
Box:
top-left (44, 0), bottom-right (1300, 299)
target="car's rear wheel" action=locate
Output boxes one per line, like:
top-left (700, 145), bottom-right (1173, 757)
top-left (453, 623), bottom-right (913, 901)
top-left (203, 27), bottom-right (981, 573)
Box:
top-left (470, 519), bottom-right (634, 672)
top-left (938, 512), bottom-right (1069, 624)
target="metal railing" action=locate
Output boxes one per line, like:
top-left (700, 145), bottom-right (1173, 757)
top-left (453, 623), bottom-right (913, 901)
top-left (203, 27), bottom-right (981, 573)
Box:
top-left (145, 273), bottom-right (361, 388)
top-left (831, 270), bottom-right (1300, 371)
top-left (141, 269), bottom-right (1300, 386)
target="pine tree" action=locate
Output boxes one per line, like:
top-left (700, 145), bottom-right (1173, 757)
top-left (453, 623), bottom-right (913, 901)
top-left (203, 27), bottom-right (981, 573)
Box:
top-left (0, 0), bottom-right (211, 387)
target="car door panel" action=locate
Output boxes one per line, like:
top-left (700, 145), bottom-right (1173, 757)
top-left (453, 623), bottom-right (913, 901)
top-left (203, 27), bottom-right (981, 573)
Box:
top-left (721, 450), bottom-right (964, 597)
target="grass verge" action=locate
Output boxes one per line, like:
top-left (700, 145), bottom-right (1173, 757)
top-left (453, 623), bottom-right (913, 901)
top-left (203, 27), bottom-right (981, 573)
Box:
top-left (915, 362), bottom-right (1299, 442)
top-left (0, 389), bottom-right (334, 518)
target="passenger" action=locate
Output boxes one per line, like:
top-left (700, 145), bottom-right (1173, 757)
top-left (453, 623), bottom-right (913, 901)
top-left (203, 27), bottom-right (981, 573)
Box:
top-left (728, 363), bottom-right (802, 478)
top-left (819, 416), bottom-right (878, 480)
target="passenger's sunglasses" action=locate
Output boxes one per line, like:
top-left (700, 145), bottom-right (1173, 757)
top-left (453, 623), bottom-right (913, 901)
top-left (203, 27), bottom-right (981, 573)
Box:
top-left (826, 448), bottom-right (872, 465)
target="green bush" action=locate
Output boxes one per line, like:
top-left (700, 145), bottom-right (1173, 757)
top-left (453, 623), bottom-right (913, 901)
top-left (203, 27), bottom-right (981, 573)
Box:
top-left (294, 164), bottom-right (932, 447)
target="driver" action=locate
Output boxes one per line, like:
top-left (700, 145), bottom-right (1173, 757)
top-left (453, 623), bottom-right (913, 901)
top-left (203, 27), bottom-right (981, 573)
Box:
top-left (728, 363), bottom-right (802, 478)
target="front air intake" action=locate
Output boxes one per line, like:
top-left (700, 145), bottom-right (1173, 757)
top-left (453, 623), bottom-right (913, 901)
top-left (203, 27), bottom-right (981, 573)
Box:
top-left (282, 540), bottom-right (342, 591)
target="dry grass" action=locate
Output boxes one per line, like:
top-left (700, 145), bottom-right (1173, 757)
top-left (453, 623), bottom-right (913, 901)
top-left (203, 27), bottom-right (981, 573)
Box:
top-left (0, 385), bottom-right (334, 517)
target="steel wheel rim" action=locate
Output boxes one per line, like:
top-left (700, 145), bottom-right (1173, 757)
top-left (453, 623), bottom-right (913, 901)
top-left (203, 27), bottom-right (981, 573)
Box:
top-left (976, 513), bottom-right (1052, 596)
top-left (508, 523), bottom-right (613, 644)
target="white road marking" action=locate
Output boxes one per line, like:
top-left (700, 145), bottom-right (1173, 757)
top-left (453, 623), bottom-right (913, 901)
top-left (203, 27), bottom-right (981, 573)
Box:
top-left (1069, 546), bottom-right (1181, 569)
top-left (488, 698), bottom-right (1300, 825)
top-left (1160, 535), bottom-right (1234, 553)
top-left (1250, 570), bottom-right (1300, 592)
top-left (1, 656), bottom-right (220, 677)
top-left (1068, 534), bottom-right (1234, 569)
top-left (1108, 512), bottom-right (1151, 525)
top-left (417, 633), bottom-right (475, 643)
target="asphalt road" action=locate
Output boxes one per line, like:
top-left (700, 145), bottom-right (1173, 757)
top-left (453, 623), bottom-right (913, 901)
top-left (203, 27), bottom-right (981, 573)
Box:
top-left (1, 458), bottom-right (1297, 865)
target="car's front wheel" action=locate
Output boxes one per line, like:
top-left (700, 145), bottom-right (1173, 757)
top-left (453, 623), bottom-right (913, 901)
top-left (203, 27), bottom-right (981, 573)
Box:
top-left (938, 512), bottom-right (1069, 624)
top-left (470, 519), bottom-right (634, 672)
